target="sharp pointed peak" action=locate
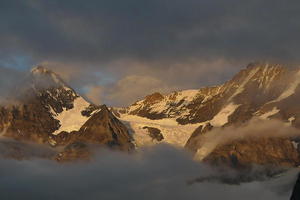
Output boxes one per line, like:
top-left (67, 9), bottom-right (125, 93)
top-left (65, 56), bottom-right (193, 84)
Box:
top-left (99, 104), bottom-right (110, 112)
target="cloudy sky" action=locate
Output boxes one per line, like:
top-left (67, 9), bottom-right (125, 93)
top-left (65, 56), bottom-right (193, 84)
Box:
top-left (1, 0), bottom-right (300, 106)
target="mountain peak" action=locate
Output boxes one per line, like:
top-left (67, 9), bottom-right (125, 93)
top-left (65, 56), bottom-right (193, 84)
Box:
top-left (31, 65), bottom-right (54, 75)
top-left (144, 92), bottom-right (164, 104)
top-left (29, 65), bottom-right (68, 90)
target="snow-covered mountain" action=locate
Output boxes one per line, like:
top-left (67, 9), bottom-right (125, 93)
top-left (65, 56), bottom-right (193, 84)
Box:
top-left (121, 63), bottom-right (299, 125)
top-left (1, 63), bottom-right (300, 167)
top-left (0, 66), bottom-right (134, 159)
top-left (116, 63), bottom-right (300, 167)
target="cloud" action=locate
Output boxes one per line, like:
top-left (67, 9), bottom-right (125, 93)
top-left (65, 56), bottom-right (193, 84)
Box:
top-left (0, 144), bottom-right (297, 200)
top-left (1, 0), bottom-right (300, 64)
top-left (81, 58), bottom-right (237, 106)
top-left (0, 66), bottom-right (27, 104)
top-left (1, 0), bottom-right (300, 106)
top-left (194, 118), bottom-right (300, 160)
top-left (103, 75), bottom-right (173, 106)
top-left (0, 138), bottom-right (56, 159)
top-left (85, 85), bottom-right (103, 105)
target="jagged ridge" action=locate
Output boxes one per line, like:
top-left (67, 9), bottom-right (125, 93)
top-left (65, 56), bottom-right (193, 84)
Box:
top-left (118, 62), bottom-right (300, 167)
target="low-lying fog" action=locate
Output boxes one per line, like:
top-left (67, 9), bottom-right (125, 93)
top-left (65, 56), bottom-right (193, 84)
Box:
top-left (0, 144), bottom-right (297, 200)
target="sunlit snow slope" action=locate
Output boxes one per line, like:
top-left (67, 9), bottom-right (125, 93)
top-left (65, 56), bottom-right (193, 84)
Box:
top-left (119, 114), bottom-right (202, 147)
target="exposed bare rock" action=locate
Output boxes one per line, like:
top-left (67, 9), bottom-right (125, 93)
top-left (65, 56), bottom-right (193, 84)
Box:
top-left (55, 142), bottom-right (91, 162)
top-left (142, 126), bottom-right (164, 142)
top-left (185, 123), bottom-right (213, 153)
top-left (291, 174), bottom-right (300, 200)
top-left (76, 105), bottom-right (134, 151)
top-left (203, 138), bottom-right (300, 168)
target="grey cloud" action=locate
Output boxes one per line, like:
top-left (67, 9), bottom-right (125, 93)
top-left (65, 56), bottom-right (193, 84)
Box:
top-left (1, 0), bottom-right (300, 64)
top-left (0, 144), bottom-right (296, 200)
top-left (1, 0), bottom-right (300, 106)
top-left (195, 118), bottom-right (300, 160)
top-left (85, 85), bottom-right (103, 105)
top-left (0, 66), bottom-right (27, 104)
top-left (103, 74), bottom-right (173, 106)
top-left (83, 59), bottom-right (238, 106)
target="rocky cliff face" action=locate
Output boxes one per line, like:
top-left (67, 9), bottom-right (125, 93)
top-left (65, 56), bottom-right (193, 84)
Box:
top-left (118, 62), bottom-right (300, 167)
top-left (0, 66), bottom-right (134, 158)
top-left (203, 138), bottom-right (299, 168)
top-left (291, 174), bottom-right (300, 200)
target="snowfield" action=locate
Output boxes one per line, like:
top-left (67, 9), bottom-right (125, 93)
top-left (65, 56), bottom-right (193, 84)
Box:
top-left (119, 114), bottom-right (203, 147)
top-left (210, 103), bottom-right (240, 127)
top-left (51, 97), bottom-right (94, 135)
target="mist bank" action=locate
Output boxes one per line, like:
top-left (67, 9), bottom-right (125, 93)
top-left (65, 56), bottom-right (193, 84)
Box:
top-left (194, 118), bottom-right (300, 160)
top-left (0, 144), bottom-right (297, 200)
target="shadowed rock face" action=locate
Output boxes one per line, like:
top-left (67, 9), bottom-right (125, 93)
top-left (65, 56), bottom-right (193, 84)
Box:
top-left (291, 174), bottom-right (300, 200)
top-left (0, 99), bottom-right (60, 144)
top-left (185, 123), bottom-right (300, 168)
top-left (49, 105), bottom-right (134, 152)
top-left (203, 138), bottom-right (300, 168)
top-left (127, 92), bottom-right (166, 120)
top-left (0, 66), bottom-right (135, 159)
top-left (76, 105), bottom-right (134, 151)
top-left (142, 126), bottom-right (164, 142)
top-left (185, 123), bottom-right (213, 153)
top-left (55, 142), bottom-right (91, 162)
top-left (0, 139), bottom-right (57, 160)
